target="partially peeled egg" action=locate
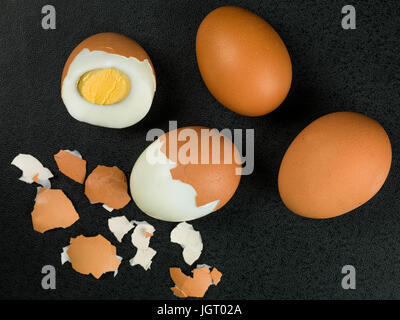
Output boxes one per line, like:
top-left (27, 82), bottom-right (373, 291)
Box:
top-left (61, 32), bottom-right (156, 128)
top-left (130, 126), bottom-right (242, 222)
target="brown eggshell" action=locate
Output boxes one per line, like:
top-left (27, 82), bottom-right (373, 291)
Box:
top-left (196, 6), bottom-right (292, 116)
top-left (170, 266), bottom-right (221, 298)
top-left (67, 234), bottom-right (121, 279)
top-left (160, 126), bottom-right (241, 210)
top-left (31, 188), bottom-right (79, 233)
top-left (32, 173), bottom-right (39, 183)
top-left (54, 150), bottom-right (87, 184)
top-left (278, 112), bottom-right (392, 219)
top-left (61, 32), bottom-right (155, 86)
top-left (85, 165), bottom-right (131, 209)
top-left (210, 267), bottom-right (222, 285)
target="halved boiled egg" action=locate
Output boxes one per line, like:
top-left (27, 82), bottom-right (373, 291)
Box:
top-left (130, 126), bottom-right (242, 222)
top-left (61, 32), bottom-right (156, 128)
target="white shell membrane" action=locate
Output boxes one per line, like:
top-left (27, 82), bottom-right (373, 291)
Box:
top-left (62, 49), bottom-right (156, 128)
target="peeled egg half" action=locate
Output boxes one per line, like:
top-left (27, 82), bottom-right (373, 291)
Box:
top-left (278, 112), bottom-right (392, 219)
top-left (130, 126), bottom-right (242, 222)
top-left (61, 32), bottom-right (156, 128)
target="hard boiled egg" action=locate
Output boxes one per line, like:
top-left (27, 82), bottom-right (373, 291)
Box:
top-left (196, 6), bottom-right (292, 116)
top-left (61, 32), bottom-right (156, 128)
top-left (130, 126), bottom-right (242, 222)
top-left (278, 112), bottom-right (392, 219)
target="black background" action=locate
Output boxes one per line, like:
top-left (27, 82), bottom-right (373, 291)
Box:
top-left (0, 0), bottom-right (399, 300)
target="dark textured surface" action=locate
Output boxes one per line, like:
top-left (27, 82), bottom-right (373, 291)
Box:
top-left (0, 0), bottom-right (399, 300)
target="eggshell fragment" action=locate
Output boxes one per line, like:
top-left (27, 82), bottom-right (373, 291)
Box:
top-left (129, 221), bottom-right (157, 270)
top-left (31, 188), bottom-right (79, 233)
top-left (32, 173), bottom-right (39, 183)
top-left (210, 268), bottom-right (222, 285)
top-left (131, 221), bottom-right (155, 249)
top-left (85, 165), bottom-right (131, 209)
top-left (108, 216), bottom-right (134, 242)
top-left (54, 150), bottom-right (86, 183)
top-left (171, 222), bottom-right (203, 265)
top-left (278, 112), bottom-right (392, 219)
top-left (129, 247), bottom-right (157, 271)
top-left (170, 265), bottom-right (222, 298)
top-left (103, 204), bottom-right (114, 212)
top-left (61, 246), bottom-right (70, 265)
top-left (11, 154), bottom-right (53, 188)
top-left (66, 235), bottom-right (121, 279)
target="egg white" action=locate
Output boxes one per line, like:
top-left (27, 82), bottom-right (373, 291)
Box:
top-left (62, 49), bottom-right (156, 128)
top-left (130, 139), bottom-right (220, 222)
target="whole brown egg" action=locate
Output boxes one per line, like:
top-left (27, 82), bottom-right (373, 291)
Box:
top-left (278, 112), bottom-right (392, 219)
top-left (196, 6), bottom-right (292, 116)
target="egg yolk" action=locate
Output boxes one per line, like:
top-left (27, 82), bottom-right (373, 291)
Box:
top-left (77, 68), bottom-right (131, 105)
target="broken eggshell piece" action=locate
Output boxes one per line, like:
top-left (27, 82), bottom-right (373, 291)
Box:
top-left (54, 149), bottom-right (87, 184)
top-left (130, 247), bottom-right (156, 271)
top-left (31, 188), bottom-right (79, 233)
top-left (170, 265), bottom-right (222, 298)
top-left (129, 221), bottom-right (157, 270)
top-left (210, 267), bottom-right (222, 286)
top-left (11, 154), bottom-right (53, 188)
top-left (85, 165), bottom-right (131, 210)
top-left (103, 204), bottom-right (114, 212)
top-left (66, 234), bottom-right (122, 279)
top-left (108, 215), bottom-right (134, 242)
top-left (171, 222), bottom-right (203, 265)
top-left (61, 246), bottom-right (70, 265)
top-left (131, 221), bottom-right (155, 249)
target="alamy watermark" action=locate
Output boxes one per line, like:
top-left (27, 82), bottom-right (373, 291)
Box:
top-left (41, 265), bottom-right (56, 290)
top-left (145, 121), bottom-right (255, 175)
top-left (342, 5), bottom-right (356, 30)
top-left (41, 5), bottom-right (56, 30)
top-left (341, 265), bottom-right (356, 290)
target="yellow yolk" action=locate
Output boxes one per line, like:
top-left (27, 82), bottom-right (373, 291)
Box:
top-left (77, 68), bottom-right (131, 105)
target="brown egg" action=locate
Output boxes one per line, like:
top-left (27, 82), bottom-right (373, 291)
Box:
top-left (196, 6), bottom-right (292, 116)
top-left (278, 112), bottom-right (392, 219)
top-left (130, 126), bottom-right (242, 222)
